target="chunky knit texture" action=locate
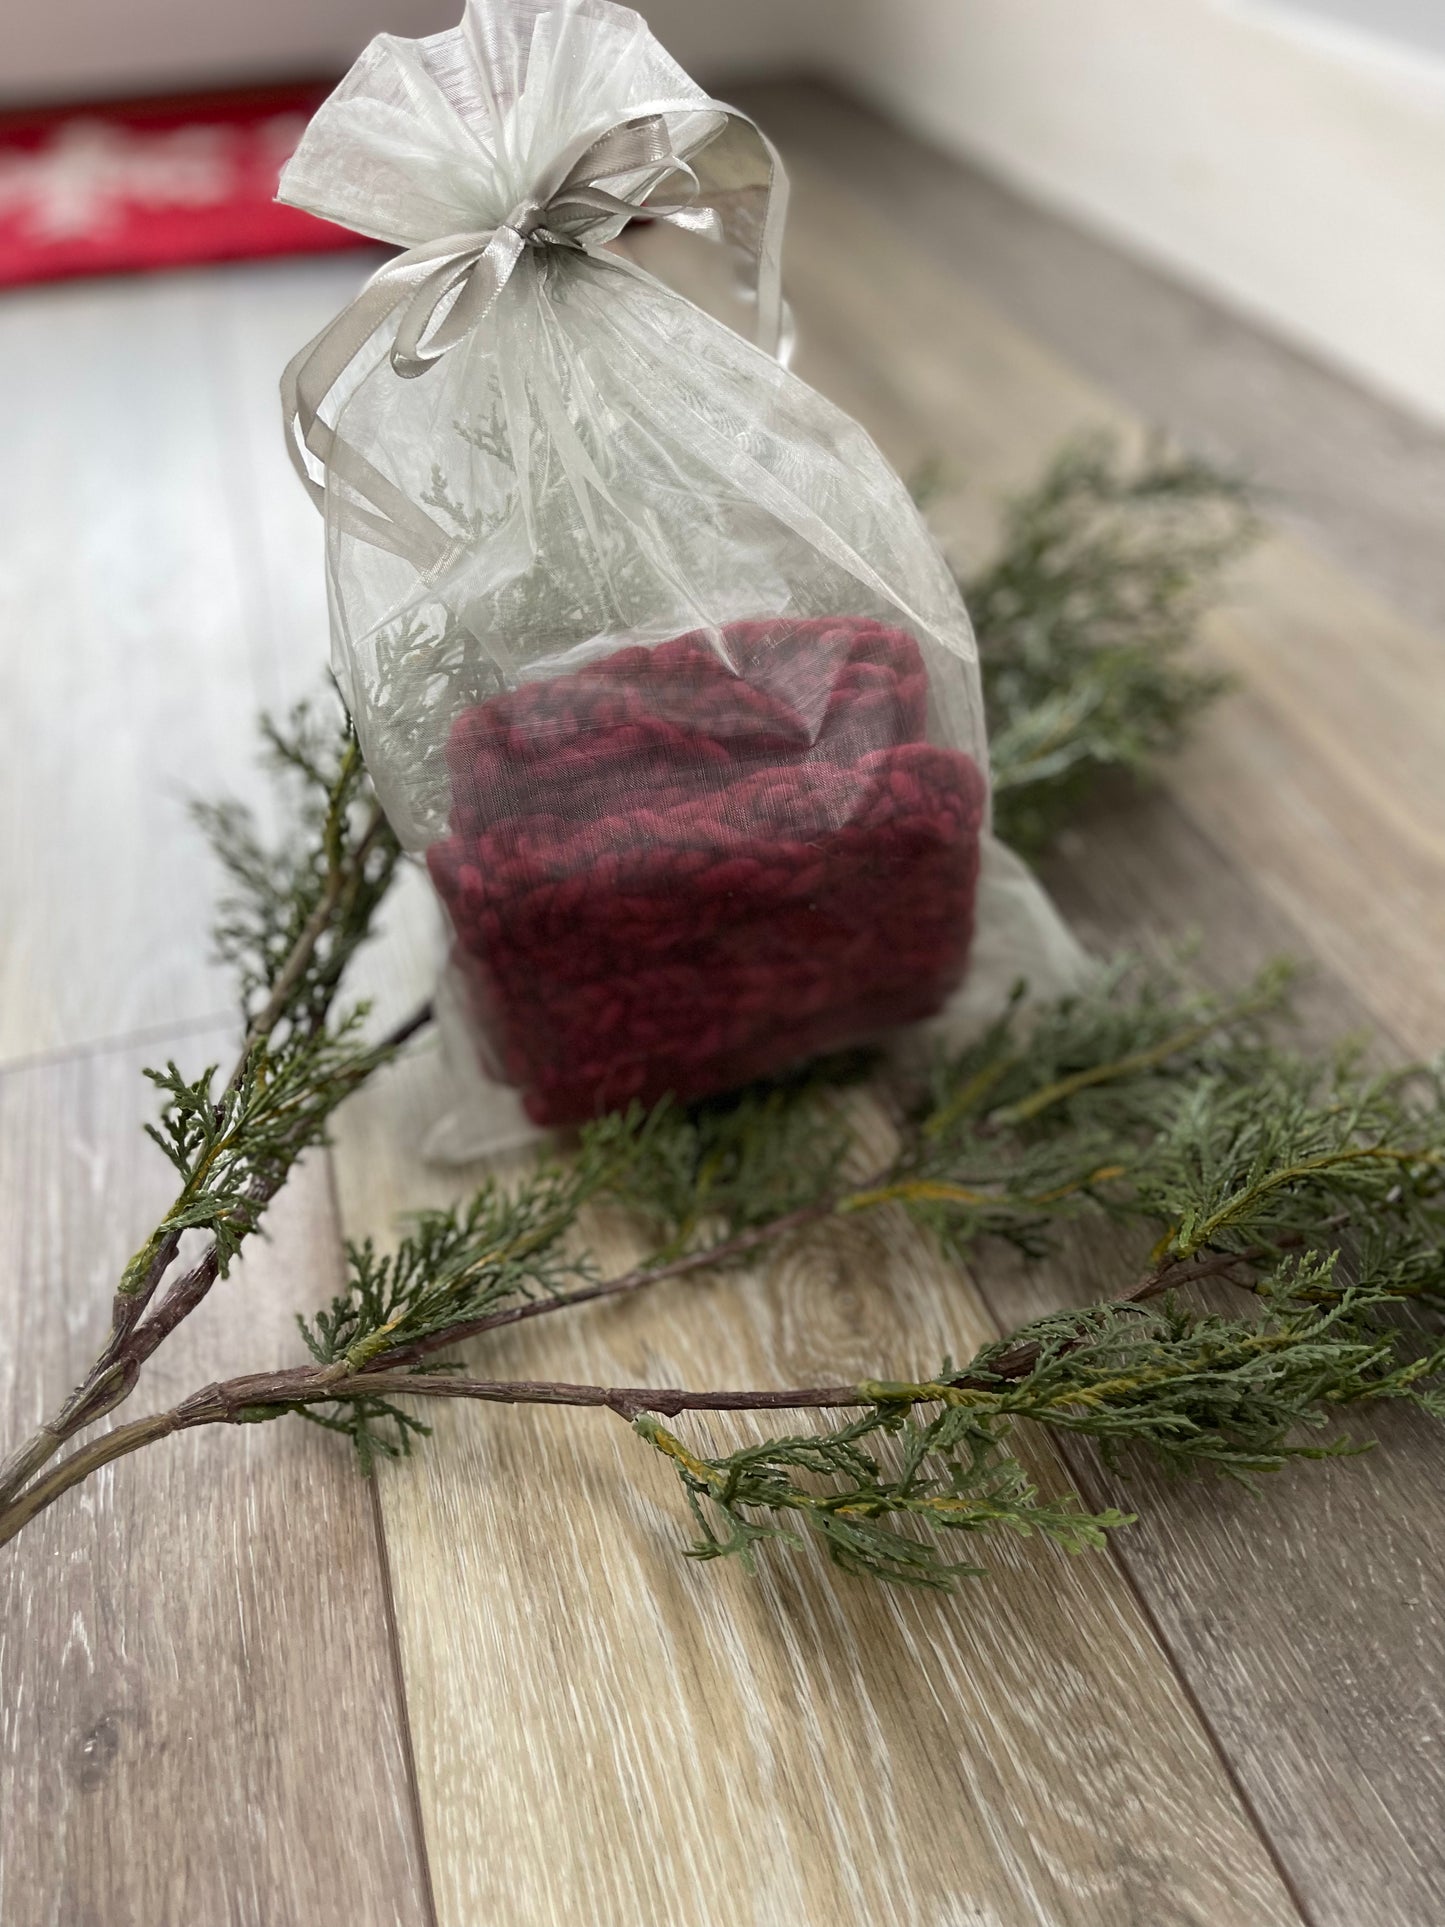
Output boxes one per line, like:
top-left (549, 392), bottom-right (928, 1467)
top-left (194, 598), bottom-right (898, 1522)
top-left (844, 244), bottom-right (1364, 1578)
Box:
top-left (427, 618), bottom-right (986, 1125)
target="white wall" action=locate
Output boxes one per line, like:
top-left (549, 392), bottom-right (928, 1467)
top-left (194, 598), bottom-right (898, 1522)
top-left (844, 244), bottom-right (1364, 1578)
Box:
top-left (0, 0), bottom-right (823, 103)
top-left (640, 0), bottom-right (829, 79)
top-left (817, 0), bottom-right (1445, 425)
top-left (1268, 0), bottom-right (1445, 59)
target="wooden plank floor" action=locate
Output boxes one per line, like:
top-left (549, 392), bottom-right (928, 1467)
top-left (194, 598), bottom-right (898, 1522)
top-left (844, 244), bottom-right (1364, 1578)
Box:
top-left (3, 82), bottom-right (1444, 1927)
top-left (0, 1040), bottom-right (431, 1926)
top-left (1026, 795), bottom-right (1445, 1927)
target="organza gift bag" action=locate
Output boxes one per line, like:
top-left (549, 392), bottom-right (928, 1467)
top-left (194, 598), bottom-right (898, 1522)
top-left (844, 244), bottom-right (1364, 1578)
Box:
top-left (279, 0), bottom-right (1084, 1156)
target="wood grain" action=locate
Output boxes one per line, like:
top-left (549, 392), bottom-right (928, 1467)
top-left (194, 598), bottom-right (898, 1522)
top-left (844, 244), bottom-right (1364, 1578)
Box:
top-left (994, 788), bottom-right (1445, 1927)
top-left (330, 1036), bottom-right (1302, 1927)
top-left (0, 278), bottom-right (271, 1063)
top-left (753, 143), bottom-right (1445, 1920)
top-left (565, 123), bottom-right (1445, 1922)
top-left (0, 259), bottom-right (438, 1066)
top-left (202, 253), bottom-right (455, 1034)
top-left (0, 1034), bottom-right (432, 1927)
top-left (202, 256), bottom-right (371, 720)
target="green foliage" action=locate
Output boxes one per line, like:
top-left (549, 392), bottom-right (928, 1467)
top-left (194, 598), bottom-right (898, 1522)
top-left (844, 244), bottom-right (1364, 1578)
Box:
top-left (293, 1390), bottom-right (435, 1476)
top-left (637, 1265), bottom-right (1445, 1589)
top-left (1136, 1056), bottom-right (1445, 1278)
top-left (964, 435), bottom-right (1253, 853)
top-left (193, 701), bottom-right (398, 1039)
top-left (605, 969), bottom-right (1441, 1583)
top-left (135, 1017), bottom-right (375, 1280)
top-left (168, 455), bottom-right (1436, 1593)
top-left (0, 439), bottom-right (1324, 1571)
top-left (601, 1058), bottom-right (863, 1256)
top-left (298, 1132), bottom-right (617, 1372)
top-left (861, 959), bottom-right (1295, 1261)
top-left (288, 1083), bottom-right (860, 1465)
top-left (279, 954), bottom-right (1445, 1588)
top-left (921, 956), bottom-right (1293, 1141)
top-left (954, 1271), bottom-right (1445, 1475)
top-left (293, 1113), bottom-right (651, 1466)
top-left (119, 701), bottom-right (402, 1299)
top-left (636, 1406), bottom-right (1127, 1589)
top-left (171, 692), bottom-right (1445, 1594)
top-left (228, 452), bottom-right (1364, 1590)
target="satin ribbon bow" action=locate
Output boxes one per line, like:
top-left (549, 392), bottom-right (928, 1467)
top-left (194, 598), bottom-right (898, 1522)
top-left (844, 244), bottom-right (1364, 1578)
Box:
top-left (281, 108), bottom-right (787, 568)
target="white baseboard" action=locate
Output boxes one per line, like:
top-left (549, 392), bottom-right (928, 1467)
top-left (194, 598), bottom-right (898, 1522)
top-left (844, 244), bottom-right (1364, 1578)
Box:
top-left (817, 0), bottom-right (1445, 426)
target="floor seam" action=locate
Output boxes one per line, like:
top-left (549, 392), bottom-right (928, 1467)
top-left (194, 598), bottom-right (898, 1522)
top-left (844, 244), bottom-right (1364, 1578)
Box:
top-left (0, 1010), bottom-right (237, 1079)
top-left (369, 1471), bottom-right (443, 1927)
top-left (326, 1136), bottom-right (443, 1927)
top-left (1062, 1438), bottom-right (1321, 1927)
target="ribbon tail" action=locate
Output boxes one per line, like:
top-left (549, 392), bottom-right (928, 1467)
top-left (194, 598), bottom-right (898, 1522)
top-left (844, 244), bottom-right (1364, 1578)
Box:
top-left (281, 269), bottom-right (454, 569)
top-left (738, 117), bottom-right (789, 363)
top-left (596, 98), bottom-right (790, 361)
top-left (279, 103), bottom-right (794, 565)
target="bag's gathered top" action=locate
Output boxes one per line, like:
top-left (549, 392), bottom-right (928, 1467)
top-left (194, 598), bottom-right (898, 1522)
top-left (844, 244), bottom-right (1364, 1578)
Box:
top-left (279, 0), bottom-right (788, 569)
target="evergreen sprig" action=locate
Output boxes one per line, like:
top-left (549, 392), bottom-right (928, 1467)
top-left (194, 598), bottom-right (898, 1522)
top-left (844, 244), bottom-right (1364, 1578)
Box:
top-left (636, 1405), bottom-right (1129, 1588)
top-left (194, 703), bottom-right (398, 1039)
top-left (964, 435), bottom-right (1254, 853)
top-left (1138, 1057), bottom-right (1445, 1277)
top-left (8, 441), bottom-right (1437, 1615)
top-left (132, 1015), bottom-right (374, 1280)
top-left (143, 956), bottom-right (1437, 1592)
top-left (601, 1061), bottom-right (863, 1254)
top-left (293, 960), bottom-right (1443, 1588)
top-left (0, 699), bottom-right (408, 1516)
top-left (114, 707), bottom-right (405, 1303)
top-left (640, 1271), bottom-right (1445, 1588)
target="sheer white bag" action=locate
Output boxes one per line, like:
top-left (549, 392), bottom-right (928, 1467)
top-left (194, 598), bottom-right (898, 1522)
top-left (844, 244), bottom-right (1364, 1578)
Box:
top-left (279, 0), bottom-right (1086, 1158)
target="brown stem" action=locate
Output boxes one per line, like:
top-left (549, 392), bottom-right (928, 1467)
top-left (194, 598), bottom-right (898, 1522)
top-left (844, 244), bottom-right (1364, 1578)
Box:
top-left (967, 1247), bottom-right (1263, 1387)
top-left (233, 794), bottom-right (384, 1067)
top-left (125, 1001), bottom-right (435, 1365)
top-left (0, 1365), bottom-right (861, 1547)
top-left (0, 1252), bottom-right (1201, 1547)
top-left (0, 1173), bottom-right (823, 1509)
top-left (367, 1190), bottom-right (1262, 1398)
top-left (362, 1143), bottom-right (1130, 1381)
top-left (0, 1416), bottom-right (96, 1515)
top-left (0, 1216), bottom-right (1333, 1549)
top-left (184, 1369), bottom-right (872, 1424)
top-left (115, 1013), bottom-right (435, 1376)
top-left (101, 801), bottom-right (390, 1348)
top-left (0, 807), bottom-right (415, 1516)
top-left (0, 1411), bottom-right (184, 1547)
top-left (367, 1196), bottom-right (837, 1374)
top-left (104, 1231), bottom-right (182, 1351)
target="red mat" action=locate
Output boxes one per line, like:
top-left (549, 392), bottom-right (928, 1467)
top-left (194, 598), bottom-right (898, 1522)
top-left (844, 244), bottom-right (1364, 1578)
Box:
top-left (0, 83), bottom-right (372, 287)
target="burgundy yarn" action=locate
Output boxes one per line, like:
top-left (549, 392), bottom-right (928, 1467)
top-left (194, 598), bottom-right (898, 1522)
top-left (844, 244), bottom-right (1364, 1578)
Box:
top-left (427, 617), bottom-right (986, 1125)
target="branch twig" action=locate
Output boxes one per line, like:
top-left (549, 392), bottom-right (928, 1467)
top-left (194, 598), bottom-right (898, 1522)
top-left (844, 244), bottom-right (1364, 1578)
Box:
top-left (0, 1217), bottom-right (1295, 1549)
top-left (366, 1195), bottom-right (839, 1373)
top-left (0, 799), bottom-right (411, 1515)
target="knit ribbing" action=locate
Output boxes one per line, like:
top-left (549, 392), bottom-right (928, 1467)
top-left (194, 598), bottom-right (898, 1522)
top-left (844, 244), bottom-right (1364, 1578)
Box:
top-left (427, 619), bottom-right (985, 1124)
